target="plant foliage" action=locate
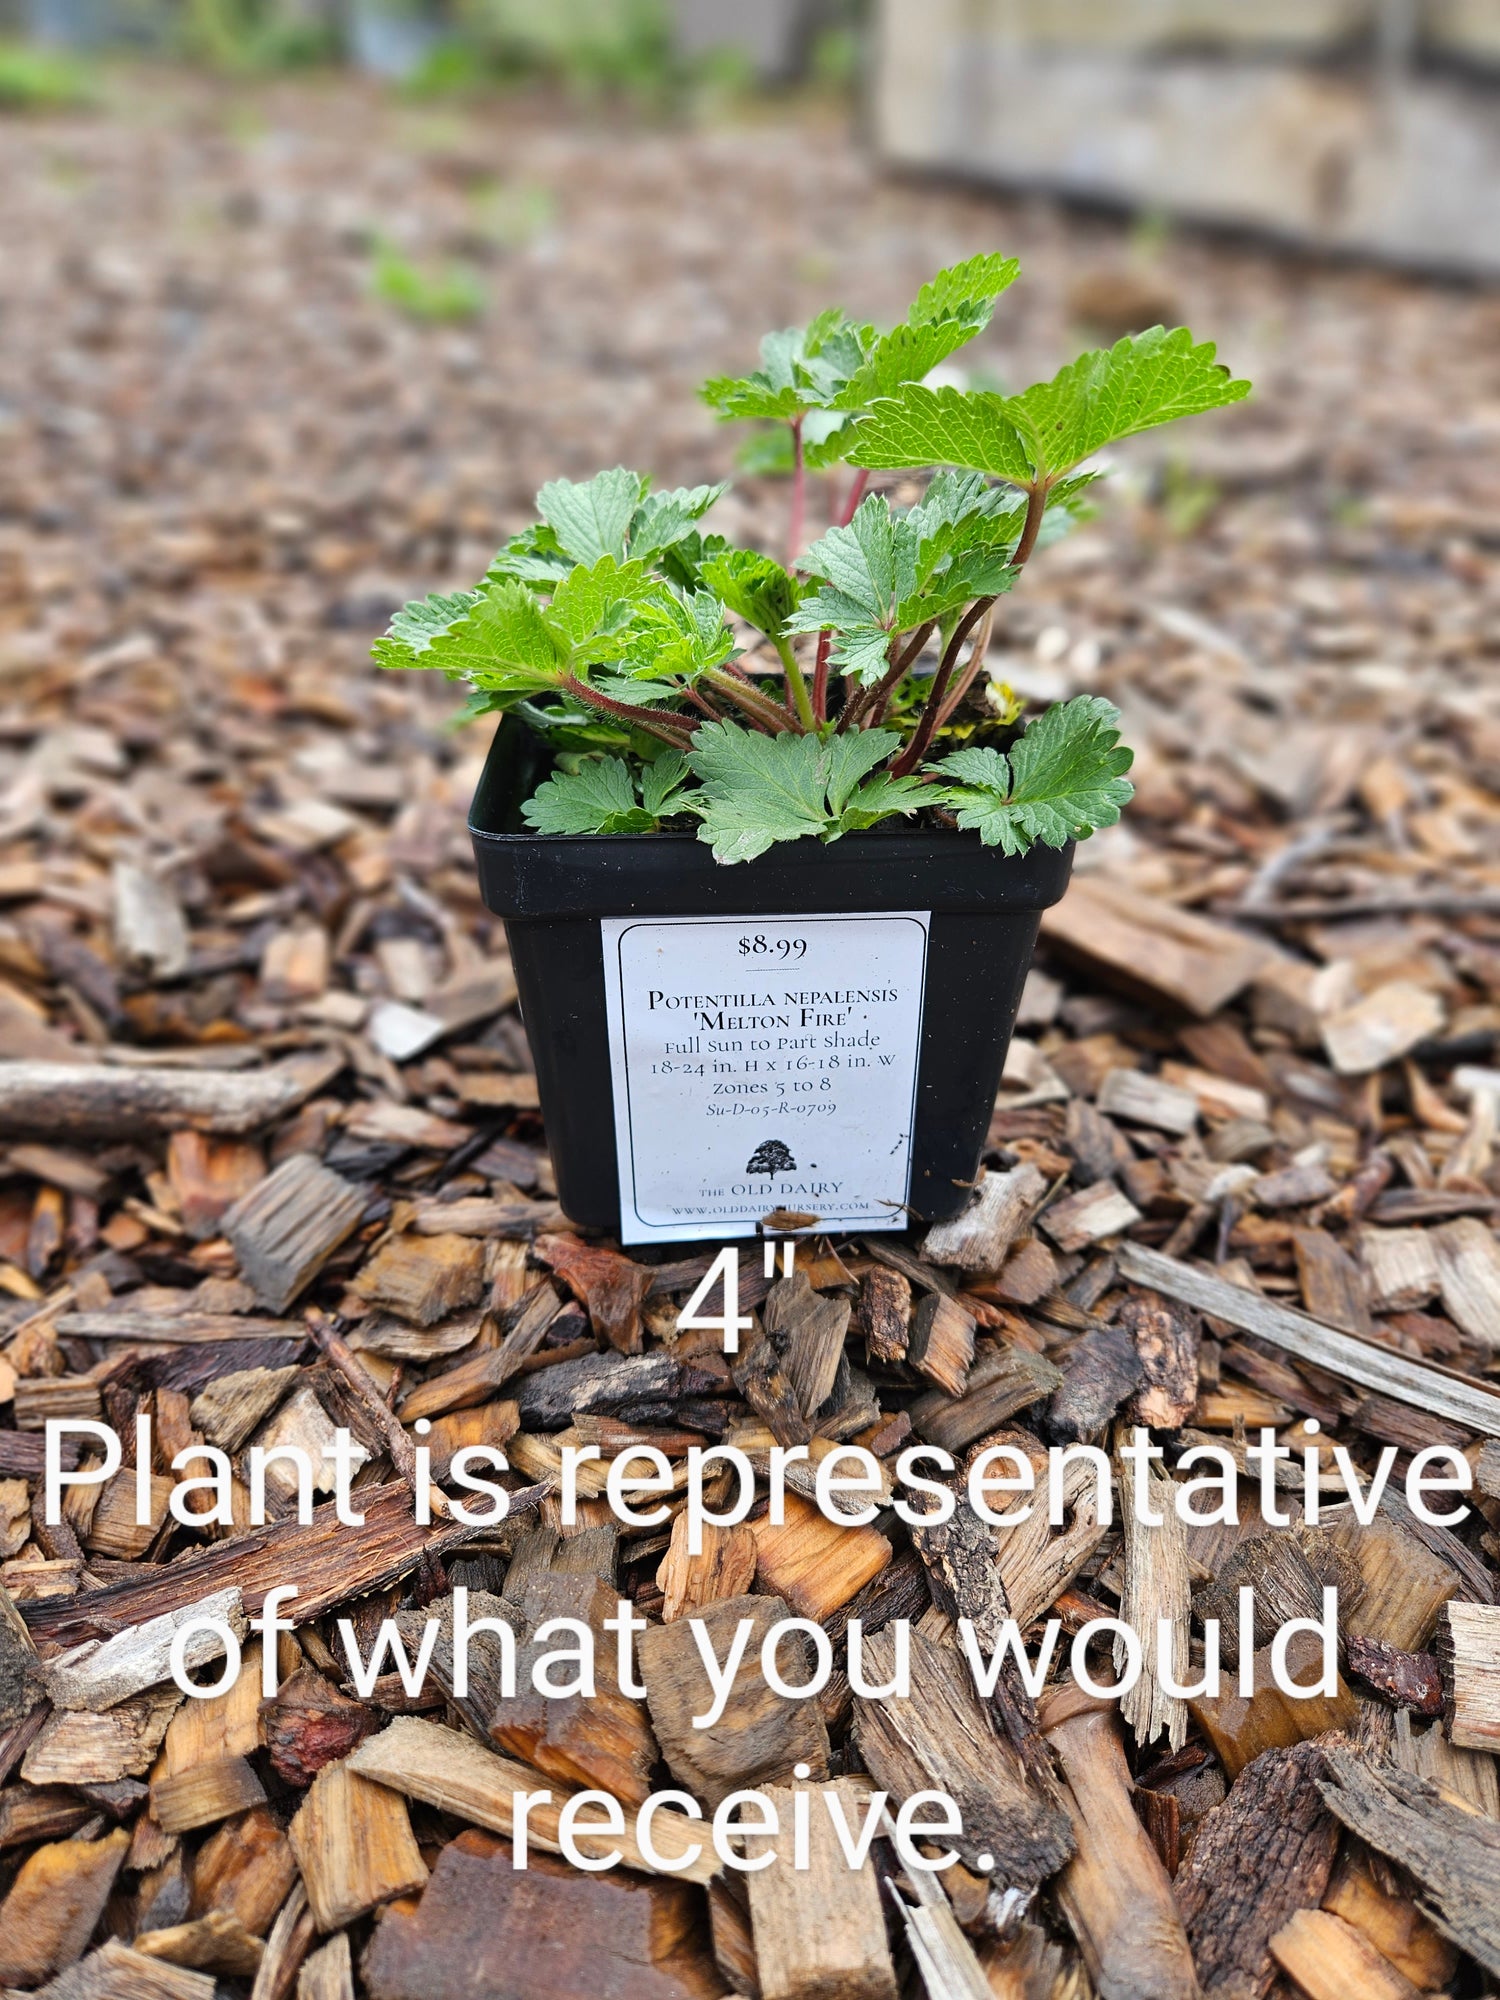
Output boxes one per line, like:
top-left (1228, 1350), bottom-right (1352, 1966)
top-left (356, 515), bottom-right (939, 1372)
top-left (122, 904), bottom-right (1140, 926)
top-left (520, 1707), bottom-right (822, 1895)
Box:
top-left (377, 256), bottom-right (1251, 862)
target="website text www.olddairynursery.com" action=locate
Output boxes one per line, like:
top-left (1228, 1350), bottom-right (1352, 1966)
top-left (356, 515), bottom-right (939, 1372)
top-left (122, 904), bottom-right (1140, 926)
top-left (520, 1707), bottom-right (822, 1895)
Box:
top-left (40, 1416), bottom-right (1473, 1875)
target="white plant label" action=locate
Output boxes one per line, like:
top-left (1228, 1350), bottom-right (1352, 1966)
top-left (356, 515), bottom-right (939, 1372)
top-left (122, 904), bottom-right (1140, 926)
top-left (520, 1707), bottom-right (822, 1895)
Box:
top-left (600, 911), bottom-right (929, 1245)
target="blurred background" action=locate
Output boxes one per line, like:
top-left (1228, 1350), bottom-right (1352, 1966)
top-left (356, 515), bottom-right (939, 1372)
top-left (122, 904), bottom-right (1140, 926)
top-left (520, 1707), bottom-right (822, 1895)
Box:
top-left (0, 0), bottom-right (1497, 1068)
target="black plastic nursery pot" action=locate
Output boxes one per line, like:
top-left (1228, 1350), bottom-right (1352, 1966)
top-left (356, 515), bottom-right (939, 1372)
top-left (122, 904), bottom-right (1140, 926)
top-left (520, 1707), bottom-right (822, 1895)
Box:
top-left (469, 717), bottom-right (1074, 1247)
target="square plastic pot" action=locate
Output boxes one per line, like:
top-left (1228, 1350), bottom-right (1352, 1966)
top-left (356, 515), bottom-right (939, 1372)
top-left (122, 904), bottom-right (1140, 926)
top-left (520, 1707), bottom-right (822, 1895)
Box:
top-left (468, 717), bottom-right (1073, 1239)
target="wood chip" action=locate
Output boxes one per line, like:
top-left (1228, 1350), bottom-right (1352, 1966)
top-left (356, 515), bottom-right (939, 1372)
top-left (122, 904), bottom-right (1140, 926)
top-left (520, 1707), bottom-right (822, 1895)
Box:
top-left (1440, 1599), bottom-right (1500, 1752)
top-left (362, 1831), bottom-right (720, 2000)
top-left (921, 1164), bottom-right (1047, 1271)
top-left (1043, 1698), bottom-right (1198, 2000)
top-left (288, 1759), bottom-right (427, 1932)
top-left (0, 1828), bottom-right (129, 1986)
top-left (746, 1780), bottom-right (898, 2000)
top-left (1041, 1180), bottom-right (1144, 1252)
top-left (1041, 877), bottom-right (1277, 1017)
top-left (1322, 981), bottom-right (1446, 1075)
top-left (0, 1059), bottom-right (336, 1138)
top-left (348, 1715), bottom-right (715, 1884)
top-left (223, 1155), bottom-right (368, 1312)
top-left (1118, 1242), bottom-right (1500, 1436)
top-left (639, 1593), bottom-right (829, 1809)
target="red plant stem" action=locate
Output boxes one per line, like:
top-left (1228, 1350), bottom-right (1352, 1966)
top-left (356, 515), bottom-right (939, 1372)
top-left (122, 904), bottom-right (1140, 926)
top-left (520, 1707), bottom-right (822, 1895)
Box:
top-left (810, 630), bottom-right (832, 723)
top-left (932, 600), bottom-right (996, 734)
top-left (838, 466), bottom-right (869, 526)
top-left (890, 484), bottom-right (1049, 774)
top-left (561, 675), bottom-right (693, 748)
top-left (703, 666), bottom-right (801, 735)
top-left (787, 415), bottom-right (805, 569)
top-left (839, 620), bottom-right (935, 734)
top-left (683, 684), bottom-right (725, 725)
top-left (890, 597), bottom-right (993, 777)
top-left (1010, 481), bottom-right (1048, 571)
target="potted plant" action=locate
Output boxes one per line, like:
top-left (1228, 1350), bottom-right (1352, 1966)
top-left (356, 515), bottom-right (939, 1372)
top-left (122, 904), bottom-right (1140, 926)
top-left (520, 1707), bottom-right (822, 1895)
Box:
top-left (376, 255), bottom-right (1248, 1243)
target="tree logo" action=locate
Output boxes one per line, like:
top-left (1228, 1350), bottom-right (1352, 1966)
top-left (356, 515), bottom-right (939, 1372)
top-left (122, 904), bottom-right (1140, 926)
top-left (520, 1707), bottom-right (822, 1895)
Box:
top-left (745, 1139), bottom-right (796, 1176)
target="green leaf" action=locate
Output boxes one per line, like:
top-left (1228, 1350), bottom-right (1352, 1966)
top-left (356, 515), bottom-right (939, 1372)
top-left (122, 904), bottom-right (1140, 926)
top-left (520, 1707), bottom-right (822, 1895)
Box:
top-left (1007, 327), bottom-right (1249, 480)
top-left (373, 590), bottom-right (483, 665)
top-left (927, 695), bottom-right (1135, 854)
top-left (630, 482), bottom-right (728, 562)
top-left (610, 587), bottom-right (736, 685)
top-left (521, 757), bottom-right (655, 836)
top-left (484, 523), bottom-right (573, 588)
top-left (832, 254), bottom-right (1020, 412)
top-left (848, 328), bottom-right (1249, 486)
top-left (700, 313), bottom-right (875, 423)
top-left (785, 488), bottom-right (1021, 684)
top-left (909, 252), bottom-right (1020, 326)
top-left (373, 579), bottom-right (567, 696)
top-left (819, 728), bottom-right (901, 813)
top-left (639, 748), bottom-right (693, 818)
top-left (547, 556), bottom-right (654, 647)
top-left (700, 550), bottom-right (800, 640)
top-left (836, 768), bottom-right (929, 834)
top-left (795, 495), bottom-right (896, 623)
top-left (687, 722), bottom-right (905, 865)
top-left (537, 468), bottom-right (649, 565)
top-left (845, 385), bottom-right (1033, 481)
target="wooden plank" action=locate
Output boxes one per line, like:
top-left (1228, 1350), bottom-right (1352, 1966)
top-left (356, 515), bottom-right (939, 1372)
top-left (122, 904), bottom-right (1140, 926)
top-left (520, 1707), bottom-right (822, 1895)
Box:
top-left (1117, 1242), bottom-right (1500, 1436)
